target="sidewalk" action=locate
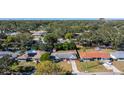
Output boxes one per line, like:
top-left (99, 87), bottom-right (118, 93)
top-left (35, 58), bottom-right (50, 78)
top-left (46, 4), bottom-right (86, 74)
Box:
top-left (111, 65), bottom-right (121, 73)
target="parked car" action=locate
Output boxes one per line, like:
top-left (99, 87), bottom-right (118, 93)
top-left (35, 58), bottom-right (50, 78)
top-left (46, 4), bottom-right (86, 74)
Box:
top-left (106, 61), bottom-right (113, 65)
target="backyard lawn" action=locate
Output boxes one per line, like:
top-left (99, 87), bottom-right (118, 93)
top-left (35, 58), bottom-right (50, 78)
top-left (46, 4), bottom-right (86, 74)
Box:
top-left (79, 46), bottom-right (115, 53)
top-left (76, 61), bottom-right (110, 72)
top-left (113, 61), bottom-right (124, 72)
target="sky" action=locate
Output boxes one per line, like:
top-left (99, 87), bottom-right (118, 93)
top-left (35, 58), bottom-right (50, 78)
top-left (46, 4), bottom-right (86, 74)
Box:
top-left (0, 18), bottom-right (123, 20)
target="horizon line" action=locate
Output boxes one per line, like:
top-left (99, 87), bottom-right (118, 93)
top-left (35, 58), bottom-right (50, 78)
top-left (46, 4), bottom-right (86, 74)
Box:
top-left (0, 18), bottom-right (124, 20)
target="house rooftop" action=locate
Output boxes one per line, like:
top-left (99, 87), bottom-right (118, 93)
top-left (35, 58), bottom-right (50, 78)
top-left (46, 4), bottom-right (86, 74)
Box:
top-left (26, 50), bottom-right (37, 54)
top-left (79, 51), bottom-right (110, 59)
top-left (30, 30), bottom-right (47, 36)
top-left (17, 50), bottom-right (45, 60)
top-left (51, 50), bottom-right (77, 59)
top-left (0, 51), bottom-right (18, 58)
top-left (110, 51), bottom-right (124, 59)
top-left (6, 32), bottom-right (20, 36)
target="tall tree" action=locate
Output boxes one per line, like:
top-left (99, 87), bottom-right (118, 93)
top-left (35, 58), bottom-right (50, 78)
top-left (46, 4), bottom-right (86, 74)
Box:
top-left (0, 55), bottom-right (14, 74)
top-left (65, 32), bottom-right (73, 40)
top-left (44, 33), bottom-right (58, 51)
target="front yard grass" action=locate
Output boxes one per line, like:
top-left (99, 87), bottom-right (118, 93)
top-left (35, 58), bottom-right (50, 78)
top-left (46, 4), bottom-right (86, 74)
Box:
top-left (113, 61), bottom-right (124, 72)
top-left (18, 62), bottom-right (36, 67)
top-left (76, 61), bottom-right (110, 72)
top-left (18, 61), bottom-right (72, 72)
top-left (57, 61), bottom-right (72, 72)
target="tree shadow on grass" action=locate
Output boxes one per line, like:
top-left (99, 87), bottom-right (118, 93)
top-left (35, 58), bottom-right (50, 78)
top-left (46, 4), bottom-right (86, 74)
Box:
top-left (87, 64), bottom-right (101, 69)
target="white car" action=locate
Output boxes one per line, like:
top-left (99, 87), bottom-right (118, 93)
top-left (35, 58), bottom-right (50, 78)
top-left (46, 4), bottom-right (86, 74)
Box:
top-left (106, 62), bottom-right (113, 65)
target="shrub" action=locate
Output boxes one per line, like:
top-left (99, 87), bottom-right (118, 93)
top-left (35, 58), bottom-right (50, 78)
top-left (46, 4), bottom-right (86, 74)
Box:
top-left (55, 42), bottom-right (75, 50)
top-left (18, 66), bottom-right (35, 73)
top-left (40, 53), bottom-right (50, 61)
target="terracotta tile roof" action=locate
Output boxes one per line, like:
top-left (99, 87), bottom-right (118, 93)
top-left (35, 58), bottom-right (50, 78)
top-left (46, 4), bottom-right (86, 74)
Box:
top-left (79, 51), bottom-right (110, 58)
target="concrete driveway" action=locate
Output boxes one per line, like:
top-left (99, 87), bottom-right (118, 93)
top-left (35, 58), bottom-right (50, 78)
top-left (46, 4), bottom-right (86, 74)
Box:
top-left (70, 60), bottom-right (80, 74)
top-left (103, 63), bottom-right (121, 73)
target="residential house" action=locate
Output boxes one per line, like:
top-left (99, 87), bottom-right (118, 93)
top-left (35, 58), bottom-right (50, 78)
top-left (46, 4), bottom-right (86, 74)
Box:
top-left (110, 51), bottom-right (124, 61)
top-left (17, 50), bottom-right (45, 62)
top-left (0, 51), bottom-right (18, 59)
top-left (57, 38), bottom-right (71, 44)
top-left (58, 38), bottom-right (67, 43)
top-left (30, 30), bottom-right (47, 41)
top-left (73, 33), bottom-right (82, 39)
top-left (6, 32), bottom-right (20, 36)
top-left (79, 51), bottom-right (111, 62)
top-left (50, 51), bottom-right (77, 62)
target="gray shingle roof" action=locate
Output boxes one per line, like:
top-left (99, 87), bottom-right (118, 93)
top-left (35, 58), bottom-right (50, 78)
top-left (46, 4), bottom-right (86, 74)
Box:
top-left (51, 53), bottom-right (77, 59)
top-left (110, 51), bottom-right (124, 59)
top-left (0, 51), bottom-right (18, 58)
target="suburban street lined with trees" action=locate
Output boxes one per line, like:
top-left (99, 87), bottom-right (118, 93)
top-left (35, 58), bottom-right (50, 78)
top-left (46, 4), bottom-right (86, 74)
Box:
top-left (0, 19), bottom-right (124, 75)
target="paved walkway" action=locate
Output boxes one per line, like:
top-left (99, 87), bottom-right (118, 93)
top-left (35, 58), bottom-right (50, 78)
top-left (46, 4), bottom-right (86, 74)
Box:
top-left (70, 60), bottom-right (80, 74)
top-left (103, 63), bottom-right (121, 73)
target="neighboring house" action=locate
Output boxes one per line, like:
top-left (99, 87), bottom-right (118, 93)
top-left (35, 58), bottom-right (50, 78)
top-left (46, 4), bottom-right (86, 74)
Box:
top-left (17, 50), bottom-right (45, 62)
top-left (79, 51), bottom-right (110, 62)
top-left (0, 30), bottom-right (16, 34)
top-left (57, 38), bottom-right (70, 43)
top-left (6, 32), bottom-right (20, 36)
top-left (50, 51), bottom-right (77, 61)
top-left (30, 30), bottom-right (47, 41)
top-left (58, 38), bottom-right (66, 43)
top-left (30, 30), bottom-right (47, 36)
top-left (58, 38), bottom-right (69, 43)
top-left (0, 51), bottom-right (18, 59)
top-left (73, 33), bottom-right (82, 39)
top-left (110, 51), bottom-right (124, 61)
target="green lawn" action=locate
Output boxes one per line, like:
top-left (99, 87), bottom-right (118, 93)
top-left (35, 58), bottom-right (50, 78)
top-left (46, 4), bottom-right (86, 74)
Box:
top-left (18, 62), bottom-right (36, 67)
top-left (76, 61), bottom-right (110, 72)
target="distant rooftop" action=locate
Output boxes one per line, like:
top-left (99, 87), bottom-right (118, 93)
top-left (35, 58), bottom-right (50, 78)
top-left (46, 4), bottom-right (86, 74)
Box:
top-left (30, 30), bottom-right (47, 36)
top-left (0, 51), bottom-right (18, 58)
